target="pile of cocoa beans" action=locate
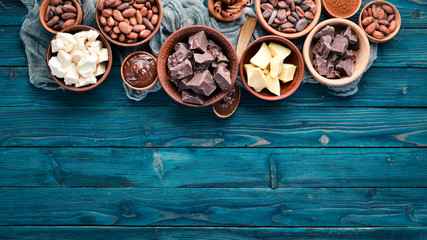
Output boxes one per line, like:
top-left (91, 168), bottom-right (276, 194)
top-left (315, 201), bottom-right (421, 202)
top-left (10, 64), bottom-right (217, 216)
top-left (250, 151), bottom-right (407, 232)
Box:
top-left (361, 4), bottom-right (397, 40)
top-left (44, 0), bottom-right (78, 31)
top-left (97, 0), bottom-right (159, 44)
top-left (260, 0), bottom-right (317, 33)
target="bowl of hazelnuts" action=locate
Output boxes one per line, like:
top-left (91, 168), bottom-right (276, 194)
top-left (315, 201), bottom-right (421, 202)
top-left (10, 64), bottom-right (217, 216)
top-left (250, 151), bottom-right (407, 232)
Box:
top-left (95, 0), bottom-right (162, 47)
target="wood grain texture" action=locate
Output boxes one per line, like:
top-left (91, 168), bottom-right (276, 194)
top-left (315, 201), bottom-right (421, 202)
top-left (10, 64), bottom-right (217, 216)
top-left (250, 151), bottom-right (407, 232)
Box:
top-left (0, 188), bottom-right (425, 226)
top-left (0, 147), bottom-right (425, 188)
top-left (0, 226), bottom-right (426, 239)
top-left (1, 106), bottom-right (426, 147)
top-left (1, 67), bottom-right (427, 107)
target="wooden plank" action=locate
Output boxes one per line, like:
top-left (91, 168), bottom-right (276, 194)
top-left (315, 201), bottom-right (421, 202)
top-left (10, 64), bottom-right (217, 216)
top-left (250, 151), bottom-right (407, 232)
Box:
top-left (1, 67), bottom-right (426, 107)
top-left (0, 147), bottom-right (426, 188)
top-left (0, 226), bottom-right (425, 239)
top-left (0, 188), bottom-right (425, 226)
top-left (0, 1), bottom-right (26, 26)
top-left (0, 106), bottom-right (426, 147)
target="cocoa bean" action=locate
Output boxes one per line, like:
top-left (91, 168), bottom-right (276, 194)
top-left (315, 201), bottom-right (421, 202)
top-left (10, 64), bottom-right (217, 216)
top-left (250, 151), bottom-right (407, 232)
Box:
top-left (263, 9), bottom-right (272, 19)
top-left (295, 6), bottom-right (304, 18)
top-left (278, 1), bottom-right (288, 8)
top-left (53, 24), bottom-right (61, 30)
top-left (110, 32), bottom-right (119, 39)
top-left (282, 28), bottom-right (296, 33)
top-left (145, 1), bottom-right (151, 8)
top-left (140, 7), bottom-right (148, 17)
top-left (123, 8), bottom-right (136, 18)
top-left (130, 17), bottom-right (137, 26)
top-left (142, 18), bottom-right (154, 31)
top-left (280, 22), bottom-right (294, 29)
top-left (291, 12), bottom-right (300, 21)
top-left (47, 16), bottom-right (59, 27)
top-left (119, 21), bottom-right (132, 34)
top-left (127, 32), bottom-right (138, 39)
top-left (147, 10), bottom-right (153, 20)
top-left (362, 9), bottom-right (368, 19)
top-left (372, 5), bottom-right (377, 18)
top-left (100, 16), bottom-right (107, 26)
top-left (104, 25), bottom-right (112, 32)
top-left (295, 18), bottom-right (308, 32)
top-left (290, 0), bottom-right (295, 11)
top-left (277, 9), bottom-right (286, 21)
top-left (387, 14), bottom-right (394, 22)
top-left (382, 4), bottom-right (393, 14)
top-left (102, 8), bottom-right (113, 17)
top-left (51, 0), bottom-right (62, 7)
top-left (123, 18), bottom-right (130, 24)
top-left (107, 16), bottom-right (115, 27)
top-left (139, 29), bottom-right (151, 38)
top-left (136, 10), bottom-right (143, 24)
top-left (45, 8), bottom-right (51, 22)
top-left (261, 3), bottom-right (274, 11)
top-left (133, 3), bottom-right (143, 9)
top-left (362, 16), bottom-right (374, 27)
top-left (365, 22), bottom-right (376, 34)
top-left (268, 10), bottom-right (277, 25)
top-left (113, 10), bottom-right (124, 21)
top-left (118, 34), bottom-right (126, 42)
top-left (388, 20), bottom-right (397, 32)
top-left (98, 0), bottom-right (105, 11)
top-left (379, 25), bottom-right (390, 35)
top-left (113, 26), bottom-right (121, 34)
top-left (133, 24), bottom-right (146, 32)
top-left (126, 39), bottom-right (137, 44)
top-left (379, 20), bottom-right (389, 27)
top-left (274, 17), bottom-right (287, 24)
top-left (61, 13), bottom-right (76, 20)
top-left (62, 19), bottom-right (75, 29)
top-left (116, 3), bottom-right (130, 10)
top-left (287, 15), bottom-right (297, 24)
top-left (152, 5), bottom-right (159, 13)
top-left (104, 0), bottom-right (116, 7)
top-left (54, 6), bottom-right (64, 15)
top-left (111, 0), bottom-right (122, 8)
top-left (304, 11), bottom-right (313, 19)
top-left (269, 0), bottom-right (278, 7)
top-left (377, 8), bottom-right (385, 20)
top-left (151, 14), bottom-right (158, 25)
top-left (372, 30), bottom-right (384, 39)
top-left (62, 4), bottom-right (76, 13)
top-left (368, 8), bottom-right (372, 17)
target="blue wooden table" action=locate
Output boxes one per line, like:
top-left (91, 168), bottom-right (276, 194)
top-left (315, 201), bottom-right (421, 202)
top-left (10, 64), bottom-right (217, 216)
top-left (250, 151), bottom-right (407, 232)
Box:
top-left (0, 0), bottom-right (426, 239)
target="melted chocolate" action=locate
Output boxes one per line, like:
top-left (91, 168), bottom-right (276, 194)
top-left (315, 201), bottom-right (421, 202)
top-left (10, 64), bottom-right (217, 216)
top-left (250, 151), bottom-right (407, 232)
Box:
top-left (123, 53), bottom-right (157, 88)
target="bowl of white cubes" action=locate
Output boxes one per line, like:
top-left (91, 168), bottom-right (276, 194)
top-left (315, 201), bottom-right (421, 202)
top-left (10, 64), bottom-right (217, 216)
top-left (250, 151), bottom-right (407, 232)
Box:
top-left (46, 25), bottom-right (113, 91)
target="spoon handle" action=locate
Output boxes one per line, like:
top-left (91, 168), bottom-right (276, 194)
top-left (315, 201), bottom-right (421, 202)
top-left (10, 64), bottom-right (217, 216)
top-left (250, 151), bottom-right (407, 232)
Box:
top-left (236, 16), bottom-right (257, 61)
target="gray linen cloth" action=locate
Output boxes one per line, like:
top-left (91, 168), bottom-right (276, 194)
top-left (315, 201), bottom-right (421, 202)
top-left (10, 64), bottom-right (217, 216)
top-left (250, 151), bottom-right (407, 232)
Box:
top-left (20, 0), bottom-right (377, 99)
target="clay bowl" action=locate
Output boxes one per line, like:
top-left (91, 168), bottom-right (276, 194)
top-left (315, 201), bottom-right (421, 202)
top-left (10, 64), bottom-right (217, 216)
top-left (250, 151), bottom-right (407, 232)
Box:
top-left (40, 0), bottom-right (83, 34)
top-left (358, 0), bottom-right (401, 43)
top-left (46, 25), bottom-right (113, 92)
top-left (207, 0), bottom-right (249, 22)
top-left (121, 51), bottom-right (159, 91)
top-left (303, 18), bottom-right (370, 87)
top-left (157, 25), bottom-right (238, 107)
top-left (240, 35), bottom-right (304, 101)
top-left (255, 0), bottom-right (321, 39)
top-left (95, 0), bottom-right (162, 47)
top-left (322, 0), bottom-right (361, 18)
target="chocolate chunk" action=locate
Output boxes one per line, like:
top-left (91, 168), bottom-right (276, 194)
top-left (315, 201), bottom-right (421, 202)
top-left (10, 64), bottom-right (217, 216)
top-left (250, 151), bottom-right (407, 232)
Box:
top-left (207, 40), bottom-right (221, 51)
top-left (342, 49), bottom-right (354, 59)
top-left (169, 58), bottom-right (193, 80)
top-left (336, 58), bottom-right (354, 77)
top-left (331, 34), bottom-right (348, 55)
top-left (208, 47), bottom-right (220, 60)
top-left (314, 35), bottom-right (332, 59)
top-left (314, 55), bottom-right (328, 76)
top-left (174, 42), bottom-right (192, 61)
top-left (211, 61), bottom-right (228, 69)
top-left (188, 31), bottom-right (209, 53)
top-left (343, 26), bottom-right (358, 45)
top-left (194, 53), bottom-right (214, 71)
top-left (216, 51), bottom-right (229, 63)
top-left (178, 76), bottom-right (192, 92)
top-left (314, 25), bottom-right (335, 38)
top-left (213, 65), bottom-right (232, 91)
top-left (181, 90), bottom-right (205, 105)
top-left (187, 70), bottom-right (217, 96)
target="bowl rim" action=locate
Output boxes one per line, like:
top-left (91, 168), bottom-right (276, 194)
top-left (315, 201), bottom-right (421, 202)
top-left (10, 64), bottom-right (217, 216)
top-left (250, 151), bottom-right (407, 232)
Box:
top-left (95, 0), bottom-right (162, 47)
top-left (239, 35), bottom-right (304, 101)
top-left (322, 0), bottom-right (361, 19)
top-left (157, 25), bottom-right (238, 107)
top-left (40, 0), bottom-right (83, 34)
top-left (254, 0), bottom-right (322, 39)
top-left (121, 51), bottom-right (159, 91)
top-left (45, 25), bottom-right (113, 92)
top-left (302, 18), bottom-right (371, 87)
top-left (358, 0), bottom-right (401, 43)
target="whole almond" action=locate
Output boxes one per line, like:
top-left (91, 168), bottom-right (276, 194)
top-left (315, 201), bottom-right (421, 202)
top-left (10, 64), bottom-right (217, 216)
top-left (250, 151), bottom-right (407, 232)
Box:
top-left (110, 32), bottom-right (118, 39)
top-left (362, 16), bottom-right (374, 26)
top-left (136, 10), bottom-right (143, 24)
top-left (112, 10), bottom-right (124, 21)
top-left (151, 14), bottom-right (158, 25)
top-left (62, 19), bottom-right (75, 29)
top-left (372, 30), bottom-right (384, 39)
top-left (140, 7), bottom-right (148, 17)
top-left (152, 5), bottom-right (159, 14)
top-left (119, 21), bottom-right (132, 34)
top-left (362, 9), bottom-right (368, 19)
top-left (365, 22), bottom-right (376, 34)
top-left (139, 29), bottom-right (151, 38)
top-left (388, 20), bottom-right (397, 32)
top-left (107, 16), bottom-right (115, 27)
top-left (133, 24), bottom-right (146, 32)
top-left (382, 4), bottom-right (394, 14)
top-left (104, 25), bottom-right (112, 32)
top-left (102, 8), bottom-right (113, 17)
top-left (123, 8), bottom-right (136, 18)
top-left (127, 32), bottom-right (138, 39)
top-left (133, 3), bottom-right (143, 9)
top-left (377, 8), bottom-right (385, 20)
top-left (47, 16), bottom-right (59, 27)
top-left (147, 10), bottom-right (153, 20)
top-left (118, 34), bottom-right (126, 42)
top-left (130, 17), bottom-right (137, 26)
top-left (379, 25), bottom-right (390, 35)
top-left (113, 26), bottom-right (121, 34)
top-left (100, 16), bottom-right (107, 26)
top-left (62, 4), bottom-right (76, 13)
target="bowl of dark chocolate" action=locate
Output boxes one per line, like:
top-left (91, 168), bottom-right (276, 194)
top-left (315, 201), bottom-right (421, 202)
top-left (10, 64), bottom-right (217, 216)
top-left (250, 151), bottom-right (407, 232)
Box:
top-left (157, 25), bottom-right (238, 107)
top-left (303, 18), bottom-right (370, 87)
top-left (240, 35), bottom-right (304, 101)
top-left (121, 51), bottom-right (158, 90)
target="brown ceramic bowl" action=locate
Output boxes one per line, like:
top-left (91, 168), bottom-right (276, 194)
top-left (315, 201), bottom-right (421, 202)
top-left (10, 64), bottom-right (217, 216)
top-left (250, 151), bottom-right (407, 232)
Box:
top-left (255, 0), bottom-right (321, 39)
top-left (303, 18), bottom-right (370, 87)
top-left (121, 51), bottom-right (159, 91)
top-left (322, 0), bottom-right (361, 18)
top-left (46, 25), bottom-right (113, 92)
top-left (240, 35), bottom-right (304, 101)
top-left (40, 0), bottom-right (83, 34)
top-left (95, 0), bottom-right (162, 47)
top-left (358, 0), bottom-right (401, 43)
top-left (207, 0), bottom-right (249, 22)
top-left (157, 25), bottom-right (238, 107)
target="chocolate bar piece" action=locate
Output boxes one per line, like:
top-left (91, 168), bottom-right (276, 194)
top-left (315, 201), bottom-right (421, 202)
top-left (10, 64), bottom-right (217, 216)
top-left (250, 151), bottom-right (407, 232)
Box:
top-left (314, 25), bottom-right (335, 38)
top-left (343, 26), bottom-right (358, 45)
top-left (331, 34), bottom-right (349, 55)
top-left (314, 55), bottom-right (328, 76)
top-left (182, 90), bottom-right (205, 105)
top-left (169, 58), bottom-right (193, 80)
top-left (188, 31), bottom-right (209, 53)
top-left (213, 65), bottom-right (232, 91)
top-left (342, 49), bottom-right (354, 59)
top-left (194, 53), bottom-right (214, 71)
top-left (314, 35), bottom-right (332, 59)
top-left (336, 58), bottom-right (354, 77)
top-left (207, 40), bottom-right (221, 51)
top-left (216, 51), bottom-right (229, 63)
top-left (187, 70), bottom-right (217, 96)
top-left (178, 76), bottom-right (192, 92)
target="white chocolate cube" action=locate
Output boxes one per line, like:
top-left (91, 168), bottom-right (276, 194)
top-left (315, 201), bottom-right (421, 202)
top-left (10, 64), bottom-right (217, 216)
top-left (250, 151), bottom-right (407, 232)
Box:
top-left (57, 50), bottom-right (72, 67)
top-left (77, 55), bottom-right (98, 77)
top-left (86, 30), bottom-right (99, 41)
top-left (64, 65), bottom-right (79, 85)
top-left (76, 76), bottom-right (97, 87)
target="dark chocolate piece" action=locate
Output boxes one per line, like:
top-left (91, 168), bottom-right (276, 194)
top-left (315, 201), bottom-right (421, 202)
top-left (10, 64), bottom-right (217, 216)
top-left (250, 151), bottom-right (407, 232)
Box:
top-left (314, 35), bottom-right (332, 59)
top-left (194, 53), bottom-right (214, 71)
top-left (216, 51), bottom-right (229, 64)
top-left (188, 31), bottom-right (209, 53)
top-left (314, 25), bottom-right (335, 38)
top-left (331, 34), bottom-right (348, 55)
top-left (336, 58), bottom-right (354, 77)
top-left (169, 58), bottom-right (193, 80)
top-left (342, 49), bottom-right (354, 59)
top-left (181, 90), bottom-right (205, 105)
top-left (213, 65), bottom-right (232, 91)
top-left (187, 70), bottom-right (217, 96)
top-left (207, 40), bottom-right (221, 51)
top-left (178, 76), bottom-right (192, 92)
top-left (343, 26), bottom-right (358, 45)
top-left (314, 55), bottom-right (328, 76)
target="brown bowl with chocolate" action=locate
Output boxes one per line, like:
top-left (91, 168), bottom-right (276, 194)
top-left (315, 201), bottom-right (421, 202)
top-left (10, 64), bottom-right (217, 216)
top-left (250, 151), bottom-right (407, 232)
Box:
top-left (303, 18), bottom-right (370, 87)
top-left (95, 0), bottom-right (162, 47)
top-left (121, 51), bottom-right (158, 91)
top-left (157, 25), bottom-right (238, 107)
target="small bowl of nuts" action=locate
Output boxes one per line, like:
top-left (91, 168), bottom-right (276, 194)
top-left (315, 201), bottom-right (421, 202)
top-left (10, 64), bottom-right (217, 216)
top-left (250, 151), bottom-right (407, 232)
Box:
top-left (40, 0), bottom-right (83, 34)
top-left (255, 0), bottom-right (322, 39)
top-left (358, 0), bottom-right (401, 43)
top-left (95, 0), bottom-right (162, 47)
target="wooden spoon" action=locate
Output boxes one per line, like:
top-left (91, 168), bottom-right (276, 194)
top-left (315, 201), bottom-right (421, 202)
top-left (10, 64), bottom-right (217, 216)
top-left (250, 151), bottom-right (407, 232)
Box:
top-left (213, 16), bottom-right (257, 118)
